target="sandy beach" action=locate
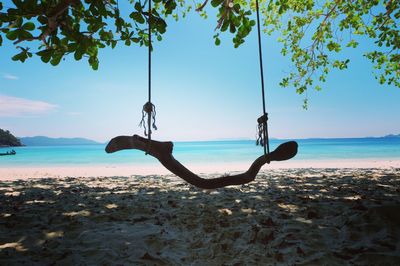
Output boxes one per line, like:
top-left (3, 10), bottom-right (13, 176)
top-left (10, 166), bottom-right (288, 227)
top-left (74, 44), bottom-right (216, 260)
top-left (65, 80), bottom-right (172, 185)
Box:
top-left (0, 167), bottom-right (399, 265)
top-left (1, 158), bottom-right (400, 180)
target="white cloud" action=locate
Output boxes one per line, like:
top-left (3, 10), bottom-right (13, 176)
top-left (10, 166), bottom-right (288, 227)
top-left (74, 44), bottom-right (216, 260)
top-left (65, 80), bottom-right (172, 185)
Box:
top-left (0, 94), bottom-right (58, 117)
top-left (2, 73), bottom-right (19, 80)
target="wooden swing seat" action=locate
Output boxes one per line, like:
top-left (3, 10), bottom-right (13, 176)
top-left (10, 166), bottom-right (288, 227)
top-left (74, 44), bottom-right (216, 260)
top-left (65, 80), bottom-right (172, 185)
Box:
top-left (105, 135), bottom-right (298, 189)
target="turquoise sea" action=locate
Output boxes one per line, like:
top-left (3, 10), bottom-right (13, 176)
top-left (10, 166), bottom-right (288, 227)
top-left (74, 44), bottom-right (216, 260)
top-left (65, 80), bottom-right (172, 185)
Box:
top-left (1, 138), bottom-right (400, 167)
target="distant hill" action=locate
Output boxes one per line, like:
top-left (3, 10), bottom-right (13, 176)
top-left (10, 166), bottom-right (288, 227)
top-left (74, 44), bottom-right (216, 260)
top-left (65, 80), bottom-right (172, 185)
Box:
top-left (20, 136), bottom-right (101, 146)
top-left (0, 129), bottom-right (23, 147)
top-left (383, 134), bottom-right (400, 139)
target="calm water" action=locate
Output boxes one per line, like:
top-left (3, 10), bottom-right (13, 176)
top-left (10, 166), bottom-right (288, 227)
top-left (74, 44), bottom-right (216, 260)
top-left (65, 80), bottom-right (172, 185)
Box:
top-left (1, 138), bottom-right (400, 167)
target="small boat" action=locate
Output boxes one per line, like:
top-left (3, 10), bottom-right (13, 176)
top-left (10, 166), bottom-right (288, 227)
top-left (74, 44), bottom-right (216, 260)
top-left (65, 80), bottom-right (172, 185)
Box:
top-left (0, 150), bottom-right (16, 156)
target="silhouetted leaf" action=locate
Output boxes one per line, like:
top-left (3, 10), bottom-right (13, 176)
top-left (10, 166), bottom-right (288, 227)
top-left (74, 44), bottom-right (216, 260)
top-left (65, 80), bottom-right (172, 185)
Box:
top-left (22, 22), bottom-right (35, 31)
top-left (6, 30), bottom-right (18, 40)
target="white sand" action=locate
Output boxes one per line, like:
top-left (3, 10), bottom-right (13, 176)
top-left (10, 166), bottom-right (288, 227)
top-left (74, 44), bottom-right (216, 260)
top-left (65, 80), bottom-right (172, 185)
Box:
top-left (0, 169), bottom-right (399, 264)
top-left (1, 158), bottom-right (399, 180)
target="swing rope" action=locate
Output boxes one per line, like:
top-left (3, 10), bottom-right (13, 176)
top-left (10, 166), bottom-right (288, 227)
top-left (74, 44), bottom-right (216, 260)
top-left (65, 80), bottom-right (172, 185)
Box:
top-left (148, 0), bottom-right (152, 105)
top-left (255, 0), bottom-right (270, 157)
top-left (139, 0), bottom-right (157, 147)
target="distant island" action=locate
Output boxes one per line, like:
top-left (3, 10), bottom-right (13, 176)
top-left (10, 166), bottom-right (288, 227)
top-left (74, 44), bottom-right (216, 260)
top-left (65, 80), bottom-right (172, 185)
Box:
top-left (2, 131), bottom-right (399, 147)
top-left (383, 134), bottom-right (400, 139)
top-left (20, 136), bottom-right (101, 146)
top-left (0, 129), bottom-right (23, 147)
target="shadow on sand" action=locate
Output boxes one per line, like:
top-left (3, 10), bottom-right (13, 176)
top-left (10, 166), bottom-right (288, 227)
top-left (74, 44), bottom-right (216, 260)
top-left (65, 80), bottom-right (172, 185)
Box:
top-left (0, 168), bottom-right (399, 265)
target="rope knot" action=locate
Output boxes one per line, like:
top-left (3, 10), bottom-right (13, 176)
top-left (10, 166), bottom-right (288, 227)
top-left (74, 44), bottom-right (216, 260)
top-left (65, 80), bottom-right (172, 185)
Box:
top-left (256, 113), bottom-right (268, 147)
top-left (139, 101), bottom-right (157, 137)
top-left (143, 101), bottom-right (154, 114)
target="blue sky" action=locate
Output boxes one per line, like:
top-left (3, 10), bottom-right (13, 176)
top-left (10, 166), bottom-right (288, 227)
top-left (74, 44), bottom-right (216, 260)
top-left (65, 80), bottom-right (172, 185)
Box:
top-left (1, 6), bottom-right (399, 142)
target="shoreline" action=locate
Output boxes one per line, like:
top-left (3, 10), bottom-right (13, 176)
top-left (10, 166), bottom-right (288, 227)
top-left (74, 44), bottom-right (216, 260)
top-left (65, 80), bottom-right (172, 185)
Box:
top-left (1, 158), bottom-right (399, 180)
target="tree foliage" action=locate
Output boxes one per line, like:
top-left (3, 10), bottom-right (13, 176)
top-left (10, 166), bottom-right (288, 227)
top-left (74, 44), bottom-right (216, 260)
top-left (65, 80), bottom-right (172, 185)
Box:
top-left (0, 0), bottom-right (398, 101)
top-left (0, 128), bottom-right (22, 146)
top-left (262, 0), bottom-right (399, 101)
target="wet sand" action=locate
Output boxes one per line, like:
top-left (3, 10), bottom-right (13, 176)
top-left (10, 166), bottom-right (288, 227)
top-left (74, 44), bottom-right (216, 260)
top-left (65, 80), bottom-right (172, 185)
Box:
top-left (1, 168), bottom-right (399, 264)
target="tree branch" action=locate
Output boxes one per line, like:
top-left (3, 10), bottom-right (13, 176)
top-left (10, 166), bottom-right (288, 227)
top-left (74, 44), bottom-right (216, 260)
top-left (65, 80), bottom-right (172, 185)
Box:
top-left (11, 0), bottom-right (81, 47)
top-left (195, 0), bottom-right (209, 12)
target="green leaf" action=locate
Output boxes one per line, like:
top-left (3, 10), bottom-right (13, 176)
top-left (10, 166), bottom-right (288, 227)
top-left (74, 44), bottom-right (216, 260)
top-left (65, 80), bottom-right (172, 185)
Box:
top-left (346, 39), bottom-right (358, 48)
top-left (134, 2), bottom-right (142, 12)
top-left (92, 60), bottom-right (99, 70)
top-left (67, 43), bottom-right (78, 52)
top-left (50, 54), bottom-right (62, 66)
top-left (107, 31), bottom-right (113, 40)
top-left (215, 37), bottom-right (221, 46)
top-left (111, 40), bottom-right (117, 49)
top-left (41, 54), bottom-right (51, 63)
top-left (15, 17), bottom-right (23, 28)
top-left (22, 22), bottom-right (35, 31)
top-left (36, 49), bottom-right (52, 58)
top-left (11, 51), bottom-right (28, 62)
top-left (229, 22), bottom-right (236, 33)
top-left (211, 0), bottom-right (223, 8)
top-left (130, 12), bottom-right (145, 24)
top-left (11, 53), bottom-right (21, 61)
top-left (87, 46), bottom-right (97, 56)
top-left (154, 18), bottom-right (167, 34)
top-left (38, 16), bottom-right (47, 24)
top-left (6, 30), bottom-right (19, 41)
top-left (221, 19), bottom-right (229, 32)
top-left (20, 30), bottom-right (33, 39)
top-left (327, 41), bottom-right (341, 52)
top-left (379, 75), bottom-right (386, 84)
top-left (74, 47), bottom-right (83, 60)
top-left (302, 99), bottom-right (308, 110)
top-left (164, 0), bottom-right (177, 15)
top-left (89, 56), bottom-right (99, 70)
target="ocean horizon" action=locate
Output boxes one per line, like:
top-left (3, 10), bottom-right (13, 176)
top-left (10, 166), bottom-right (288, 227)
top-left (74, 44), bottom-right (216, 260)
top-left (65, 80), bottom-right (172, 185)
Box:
top-left (1, 137), bottom-right (400, 167)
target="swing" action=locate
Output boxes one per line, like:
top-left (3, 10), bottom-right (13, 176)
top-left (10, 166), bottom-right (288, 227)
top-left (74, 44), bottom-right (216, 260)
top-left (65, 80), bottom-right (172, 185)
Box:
top-left (105, 0), bottom-right (298, 189)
